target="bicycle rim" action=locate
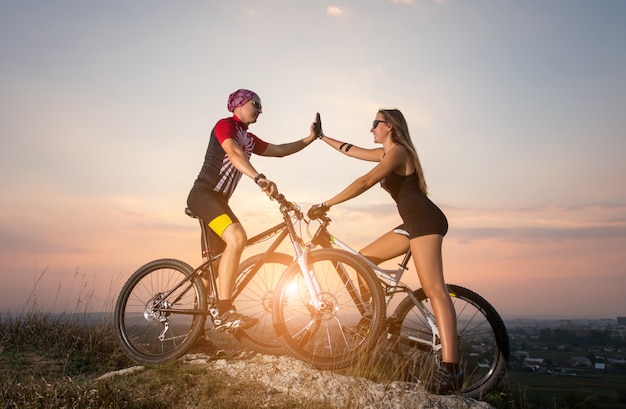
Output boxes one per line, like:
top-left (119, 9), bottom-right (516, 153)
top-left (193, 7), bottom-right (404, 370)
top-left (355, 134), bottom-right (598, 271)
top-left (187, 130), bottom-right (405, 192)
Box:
top-left (273, 249), bottom-right (385, 369)
top-left (114, 258), bottom-right (206, 364)
top-left (233, 252), bottom-right (293, 355)
top-left (390, 284), bottom-right (509, 399)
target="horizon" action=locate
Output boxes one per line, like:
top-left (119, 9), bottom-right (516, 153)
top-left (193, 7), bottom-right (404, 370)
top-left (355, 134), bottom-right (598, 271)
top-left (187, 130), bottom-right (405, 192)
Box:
top-left (3, 307), bottom-right (623, 325)
top-left (1, 1), bottom-right (625, 318)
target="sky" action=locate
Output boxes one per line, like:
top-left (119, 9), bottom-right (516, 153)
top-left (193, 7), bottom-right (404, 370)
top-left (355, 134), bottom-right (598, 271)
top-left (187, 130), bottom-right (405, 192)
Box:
top-left (1, 0), bottom-right (625, 320)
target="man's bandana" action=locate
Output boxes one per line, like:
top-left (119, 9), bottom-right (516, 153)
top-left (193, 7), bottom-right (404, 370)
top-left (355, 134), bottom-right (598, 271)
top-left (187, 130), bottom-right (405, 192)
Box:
top-left (227, 89), bottom-right (260, 112)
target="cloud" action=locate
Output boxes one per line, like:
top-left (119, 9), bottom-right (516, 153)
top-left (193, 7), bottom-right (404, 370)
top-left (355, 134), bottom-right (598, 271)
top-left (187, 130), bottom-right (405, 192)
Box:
top-left (451, 225), bottom-right (626, 244)
top-left (0, 227), bottom-right (87, 254)
top-left (323, 201), bottom-right (626, 244)
top-left (388, 0), bottom-right (416, 5)
top-left (327, 6), bottom-right (348, 18)
top-left (358, 67), bottom-right (384, 79)
top-left (388, 0), bottom-right (447, 5)
top-left (444, 202), bottom-right (626, 228)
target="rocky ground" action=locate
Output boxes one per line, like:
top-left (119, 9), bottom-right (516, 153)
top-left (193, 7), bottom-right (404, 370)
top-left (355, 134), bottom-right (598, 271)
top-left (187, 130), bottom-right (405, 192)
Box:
top-left (182, 352), bottom-right (493, 409)
top-left (103, 331), bottom-right (494, 409)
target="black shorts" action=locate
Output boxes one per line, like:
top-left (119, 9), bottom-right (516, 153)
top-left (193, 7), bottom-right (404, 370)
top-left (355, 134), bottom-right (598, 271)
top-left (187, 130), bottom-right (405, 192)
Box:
top-left (395, 209), bottom-right (448, 239)
top-left (187, 187), bottom-right (239, 254)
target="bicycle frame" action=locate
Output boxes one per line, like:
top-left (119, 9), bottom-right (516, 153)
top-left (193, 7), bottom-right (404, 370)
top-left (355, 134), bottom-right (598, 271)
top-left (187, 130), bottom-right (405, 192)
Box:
top-left (153, 195), bottom-right (314, 319)
top-left (308, 217), bottom-right (442, 351)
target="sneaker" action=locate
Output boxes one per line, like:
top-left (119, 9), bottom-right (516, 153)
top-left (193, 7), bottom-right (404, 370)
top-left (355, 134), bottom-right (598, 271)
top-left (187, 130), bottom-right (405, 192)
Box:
top-left (214, 310), bottom-right (259, 332)
top-left (190, 334), bottom-right (217, 352)
top-left (193, 334), bottom-right (215, 347)
top-left (422, 364), bottom-right (463, 395)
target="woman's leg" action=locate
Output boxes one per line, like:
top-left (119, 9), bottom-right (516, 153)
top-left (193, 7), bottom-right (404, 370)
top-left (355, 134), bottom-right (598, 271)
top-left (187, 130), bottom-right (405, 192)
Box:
top-left (359, 230), bottom-right (410, 265)
top-left (409, 234), bottom-right (459, 364)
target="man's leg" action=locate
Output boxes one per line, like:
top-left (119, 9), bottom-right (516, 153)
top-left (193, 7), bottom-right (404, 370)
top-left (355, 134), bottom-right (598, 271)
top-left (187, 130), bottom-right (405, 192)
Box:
top-left (216, 222), bottom-right (246, 306)
top-left (213, 222), bottom-right (258, 331)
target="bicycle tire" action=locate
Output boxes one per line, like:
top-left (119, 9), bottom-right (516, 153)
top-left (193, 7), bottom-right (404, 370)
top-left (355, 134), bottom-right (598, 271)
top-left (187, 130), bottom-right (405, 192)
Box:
top-left (273, 249), bottom-right (386, 369)
top-left (114, 258), bottom-right (206, 364)
top-left (389, 284), bottom-right (509, 399)
top-left (233, 252), bottom-right (293, 355)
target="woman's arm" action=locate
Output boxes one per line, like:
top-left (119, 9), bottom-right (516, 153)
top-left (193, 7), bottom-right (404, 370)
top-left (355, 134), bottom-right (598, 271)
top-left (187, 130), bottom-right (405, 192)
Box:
top-left (324, 145), bottom-right (406, 207)
top-left (319, 135), bottom-right (383, 162)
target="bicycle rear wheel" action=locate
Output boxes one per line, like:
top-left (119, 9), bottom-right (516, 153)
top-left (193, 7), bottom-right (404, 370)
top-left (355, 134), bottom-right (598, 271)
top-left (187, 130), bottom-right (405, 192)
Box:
top-left (233, 252), bottom-right (292, 355)
top-left (389, 284), bottom-right (509, 399)
top-left (114, 258), bottom-right (206, 364)
top-left (273, 249), bottom-right (386, 369)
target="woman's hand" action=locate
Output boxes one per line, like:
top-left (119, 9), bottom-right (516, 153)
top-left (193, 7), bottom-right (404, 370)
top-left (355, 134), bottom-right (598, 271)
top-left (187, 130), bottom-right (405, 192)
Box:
top-left (309, 112), bottom-right (324, 140)
top-left (308, 202), bottom-right (329, 220)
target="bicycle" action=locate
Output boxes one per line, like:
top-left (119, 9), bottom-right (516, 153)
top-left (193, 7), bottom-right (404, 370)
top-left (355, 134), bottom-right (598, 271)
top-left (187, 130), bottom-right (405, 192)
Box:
top-left (113, 194), bottom-right (384, 365)
top-left (271, 211), bottom-right (509, 399)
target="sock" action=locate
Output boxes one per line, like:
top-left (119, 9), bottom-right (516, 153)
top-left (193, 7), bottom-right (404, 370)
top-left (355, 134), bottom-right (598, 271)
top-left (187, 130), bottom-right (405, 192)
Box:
top-left (219, 299), bottom-right (233, 314)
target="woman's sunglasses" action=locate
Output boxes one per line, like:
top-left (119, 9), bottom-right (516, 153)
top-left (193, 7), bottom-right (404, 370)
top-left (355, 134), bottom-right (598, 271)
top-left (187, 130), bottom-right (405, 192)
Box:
top-left (372, 119), bottom-right (386, 129)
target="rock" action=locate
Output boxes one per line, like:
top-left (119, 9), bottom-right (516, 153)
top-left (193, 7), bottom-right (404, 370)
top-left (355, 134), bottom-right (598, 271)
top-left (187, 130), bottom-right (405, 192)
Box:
top-left (184, 352), bottom-right (493, 409)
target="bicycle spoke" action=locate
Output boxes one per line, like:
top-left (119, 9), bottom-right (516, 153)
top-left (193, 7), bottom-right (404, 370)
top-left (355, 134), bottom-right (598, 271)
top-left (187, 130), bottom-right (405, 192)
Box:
top-left (390, 285), bottom-right (508, 399)
top-left (274, 249), bottom-right (386, 369)
top-left (114, 259), bottom-right (206, 364)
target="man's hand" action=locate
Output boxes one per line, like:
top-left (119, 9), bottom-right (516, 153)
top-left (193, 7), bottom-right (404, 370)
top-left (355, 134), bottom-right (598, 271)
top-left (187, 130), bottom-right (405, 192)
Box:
top-left (308, 202), bottom-right (329, 220)
top-left (257, 176), bottom-right (278, 197)
top-left (313, 112), bottom-right (324, 139)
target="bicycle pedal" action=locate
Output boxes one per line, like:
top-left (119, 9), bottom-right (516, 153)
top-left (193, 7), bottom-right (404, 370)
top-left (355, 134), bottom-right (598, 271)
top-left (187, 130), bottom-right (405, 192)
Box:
top-left (213, 322), bottom-right (238, 334)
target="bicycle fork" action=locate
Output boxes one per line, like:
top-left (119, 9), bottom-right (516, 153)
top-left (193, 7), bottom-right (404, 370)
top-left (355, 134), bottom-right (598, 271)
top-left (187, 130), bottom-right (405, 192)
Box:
top-left (391, 291), bottom-right (442, 354)
top-left (294, 247), bottom-right (325, 309)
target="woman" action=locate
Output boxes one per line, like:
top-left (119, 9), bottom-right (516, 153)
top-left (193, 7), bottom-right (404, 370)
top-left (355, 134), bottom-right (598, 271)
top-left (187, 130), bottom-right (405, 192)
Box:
top-left (308, 109), bottom-right (461, 394)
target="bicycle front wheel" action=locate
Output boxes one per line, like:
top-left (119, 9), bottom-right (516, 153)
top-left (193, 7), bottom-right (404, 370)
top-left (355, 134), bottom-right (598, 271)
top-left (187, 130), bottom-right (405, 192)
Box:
top-left (273, 249), bottom-right (386, 369)
top-left (114, 258), bottom-right (206, 364)
top-left (390, 284), bottom-right (509, 399)
top-left (233, 252), bottom-right (293, 355)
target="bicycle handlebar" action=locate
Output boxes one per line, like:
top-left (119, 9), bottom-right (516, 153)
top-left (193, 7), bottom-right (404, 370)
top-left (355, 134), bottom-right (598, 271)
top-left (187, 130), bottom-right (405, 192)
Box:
top-left (272, 193), bottom-right (303, 219)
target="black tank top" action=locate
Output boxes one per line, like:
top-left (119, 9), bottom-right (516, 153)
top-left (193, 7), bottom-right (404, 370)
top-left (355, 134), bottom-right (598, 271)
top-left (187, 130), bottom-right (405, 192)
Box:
top-left (381, 171), bottom-right (447, 235)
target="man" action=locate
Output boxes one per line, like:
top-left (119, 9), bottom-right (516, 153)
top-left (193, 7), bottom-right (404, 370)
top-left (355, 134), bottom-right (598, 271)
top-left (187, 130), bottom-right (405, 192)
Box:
top-left (187, 89), bottom-right (320, 330)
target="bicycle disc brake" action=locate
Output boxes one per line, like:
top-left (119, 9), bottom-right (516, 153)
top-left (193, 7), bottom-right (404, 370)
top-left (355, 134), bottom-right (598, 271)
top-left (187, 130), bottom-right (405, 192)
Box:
top-left (143, 293), bottom-right (173, 341)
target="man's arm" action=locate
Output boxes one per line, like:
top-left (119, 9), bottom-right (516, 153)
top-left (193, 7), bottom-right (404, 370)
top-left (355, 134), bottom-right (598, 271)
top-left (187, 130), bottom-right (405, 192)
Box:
top-left (262, 134), bottom-right (317, 157)
top-left (261, 114), bottom-right (321, 157)
top-left (221, 138), bottom-right (277, 196)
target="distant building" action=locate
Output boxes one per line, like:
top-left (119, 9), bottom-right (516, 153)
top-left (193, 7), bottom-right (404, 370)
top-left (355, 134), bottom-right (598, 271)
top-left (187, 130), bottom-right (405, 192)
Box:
top-left (571, 356), bottom-right (592, 368)
top-left (524, 357), bottom-right (544, 370)
top-left (594, 356), bottom-right (606, 370)
top-left (617, 317), bottom-right (626, 326)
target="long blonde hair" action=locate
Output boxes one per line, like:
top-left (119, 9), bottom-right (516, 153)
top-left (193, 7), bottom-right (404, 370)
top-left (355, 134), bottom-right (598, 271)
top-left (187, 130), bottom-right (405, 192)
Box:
top-left (379, 109), bottom-right (428, 194)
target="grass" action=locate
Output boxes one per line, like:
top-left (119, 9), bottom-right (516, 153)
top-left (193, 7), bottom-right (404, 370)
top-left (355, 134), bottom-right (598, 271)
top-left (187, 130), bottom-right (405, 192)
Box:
top-left (0, 268), bottom-right (339, 409)
top-left (0, 311), bottom-right (519, 408)
top-left (483, 370), bottom-right (626, 409)
top-left (5, 269), bottom-right (624, 408)
top-left (0, 311), bottom-right (340, 408)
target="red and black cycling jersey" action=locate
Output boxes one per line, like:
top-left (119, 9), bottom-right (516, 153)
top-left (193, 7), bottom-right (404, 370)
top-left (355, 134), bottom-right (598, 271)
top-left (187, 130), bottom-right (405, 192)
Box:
top-left (192, 116), bottom-right (269, 200)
